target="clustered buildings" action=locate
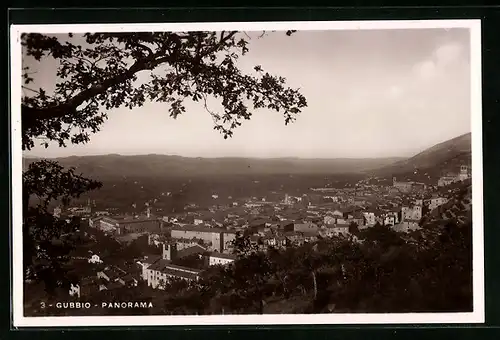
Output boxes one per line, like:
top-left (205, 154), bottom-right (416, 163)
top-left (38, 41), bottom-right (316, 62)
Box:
top-left (60, 164), bottom-right (470, 297)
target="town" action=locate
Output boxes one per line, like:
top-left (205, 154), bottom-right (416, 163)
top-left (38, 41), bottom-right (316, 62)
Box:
top-left (43, 164), bottom-right (472, 302)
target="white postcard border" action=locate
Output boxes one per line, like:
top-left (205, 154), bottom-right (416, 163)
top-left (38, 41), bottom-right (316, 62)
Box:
top-left (10, 19), bottom-right (484, 327)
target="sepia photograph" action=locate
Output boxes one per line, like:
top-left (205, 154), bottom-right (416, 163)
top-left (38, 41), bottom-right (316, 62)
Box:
top-left (11, 20), bottom-right (484, 327)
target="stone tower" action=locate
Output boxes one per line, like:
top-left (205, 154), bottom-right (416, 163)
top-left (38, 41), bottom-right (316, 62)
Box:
top-left (163, 243), bottom-right (177, 261)
top-left (458, 165), bottom-right (469, 181)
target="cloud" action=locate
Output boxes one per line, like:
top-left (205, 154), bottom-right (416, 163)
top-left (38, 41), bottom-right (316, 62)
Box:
top-left (435, 43), bottom-right (463, 66)
top-left (413, 42), bottom-right (464, 80)
top-left (414, 60), bottom-right (437, 80)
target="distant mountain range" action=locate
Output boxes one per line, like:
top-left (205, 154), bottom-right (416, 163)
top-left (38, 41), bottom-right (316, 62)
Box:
top-left (23, 132), bottom-right (471, 180)
top-left (23, 154), bottom-right (405, 179)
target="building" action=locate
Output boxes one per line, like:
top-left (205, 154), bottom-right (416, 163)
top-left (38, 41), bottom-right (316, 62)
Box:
top-left (138, 255), bottom-right (162, 281)
top-left (323, 225), bottom-right (350, 237)
top-left (53, 206), bottom-right (62, 218)
top-left (393, 177), bottom-right (413, 193)
top-left (89, 216), bottom-right (161, 235)
top-left (458, 165), bottom-right (470, 181)
top-left (429, 196), bottom-right (448, 210)
top-left (363, 211), bottom-right (378, 226)
top-left (162, 243), bottom-right (207, 261)
top-left (438, 165), bottom-right (471, 186)
top-left (88, 254), bottom-right (102, 264)
top-left (208, 252), bottom-right (236, 266)
top-left (438, 176), bottom-right (456, 187)
top-left (171, 226), bottom-right (236, 253)
top-left (324, 215), bottom-right (336, 225)
top-left (383, 214), bottom-right (396, 226)
top-left (262, 235), bottom-right (288, 248)
top-left (146, 260), bottom-right (202, 288)
top-left (293, 222), bottom-right (319, 233)
top-left (401, 205), bottom-right (422, 222)
top-left (117, 217), bottom-right (162, 234)
top-left (392, 221), bottom-right (421, 233)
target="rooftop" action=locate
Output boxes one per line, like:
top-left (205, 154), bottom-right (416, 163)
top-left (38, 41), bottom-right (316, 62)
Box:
top-left (209, 252), bottom-right (237, 260)
top-left (177, 244), bottom-right (207, 259)
top-left (172, 225), bottom-right (236, 234)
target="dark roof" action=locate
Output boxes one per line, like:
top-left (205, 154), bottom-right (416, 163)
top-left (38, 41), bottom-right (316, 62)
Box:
top-left (208, 252), bottom-right (236, 260)
top-left (159, 267), bottom-right (199, 280)
top-left (327, 224), bottom-right (350, 229)
top-left (177, 244), bottom-right (207, 258)
top-left (142, 254), bottom-right (162, 265)
top-left (300, 230), bottom-right (319, 237)
top-left (149, 260), bottom-right (203, 274)
top-left (117, 217), bottom-right (160, 225)
top-left (352, 211), bottom-right (365, 219)
top-left (172, 225), bottom-right (236, 234)
top-left (148, 259), bottom-right (169, 271)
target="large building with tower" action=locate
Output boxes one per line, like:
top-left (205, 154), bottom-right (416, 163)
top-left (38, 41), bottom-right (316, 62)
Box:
top-left (438, 165), bottom-right (471, 187)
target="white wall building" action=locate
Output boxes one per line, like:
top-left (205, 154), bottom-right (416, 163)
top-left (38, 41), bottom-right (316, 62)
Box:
top-left (88, 254), bottom-right (103, 264)
top-left (208, 252), bottom-right (236, 266)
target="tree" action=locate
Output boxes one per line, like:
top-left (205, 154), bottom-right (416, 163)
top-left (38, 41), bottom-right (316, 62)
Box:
top-left (21, 31), bottom-right (307, 295)
top-left (348, 221), bottom-right (359, 235)
top-left (22, 31), bottom-right (307, 150)
top-left (23, 160), bottom-right (101, 294)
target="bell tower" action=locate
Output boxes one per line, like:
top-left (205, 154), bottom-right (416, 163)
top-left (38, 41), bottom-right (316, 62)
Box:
top-left (459, 165), bottom-right (469, 181)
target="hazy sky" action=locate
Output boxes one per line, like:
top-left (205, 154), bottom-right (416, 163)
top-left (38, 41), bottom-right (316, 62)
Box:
top-left (22, 27), bottom-right (472, 159)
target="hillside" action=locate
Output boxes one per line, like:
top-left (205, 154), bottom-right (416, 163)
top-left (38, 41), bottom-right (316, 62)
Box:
top-left (371, 132), bottom-right (471, 180)
top-left (22, 154), bottom-right (405, 179)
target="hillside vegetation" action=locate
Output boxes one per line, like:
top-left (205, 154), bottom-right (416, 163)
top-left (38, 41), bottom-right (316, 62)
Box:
top-left (372, 133), bottom-right (471, 180)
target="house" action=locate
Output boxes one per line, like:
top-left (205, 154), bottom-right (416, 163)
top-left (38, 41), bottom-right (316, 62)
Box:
top-left (401, 205), bottom-right (422, 222)
top-left (263, 235), bottom-right (287, 248)
top-left (329, 210), bottom-right (344, 218)
top-left (97, 266), bottom-right (128, 284)
top-left (88, 254), bottom-right (103, 264)
top-left (363, 211), bottom-right (378, 226)
top-left (383, 214), bottom-right (396, 226)
top-left (323, 215), bottom-right (336, 225)
top-left (347, 211), bottom-right (366, 226)
top-left (293, 222), bottom-right (319, 233)
top-left (329, 225), bottom-right (350, 237)
top-left (429, 196), bottom-right (448, 210)
top-left (208, 252), bottom-right (237, 266)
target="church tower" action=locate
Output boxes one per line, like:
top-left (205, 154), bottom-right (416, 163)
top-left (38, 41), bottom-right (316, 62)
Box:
top-left (458, 165), bottom-right (469, 181)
